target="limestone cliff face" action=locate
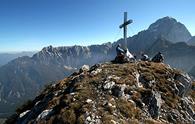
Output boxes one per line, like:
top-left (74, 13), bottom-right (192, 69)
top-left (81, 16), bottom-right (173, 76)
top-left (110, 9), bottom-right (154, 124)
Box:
top-left (6, 61), bottom-right (195, 124)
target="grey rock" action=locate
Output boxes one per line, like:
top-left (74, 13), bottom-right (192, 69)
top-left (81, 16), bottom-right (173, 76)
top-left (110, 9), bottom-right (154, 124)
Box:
top-left (111, 84), bottom-right (126, 97)
top-left (36, 109), bottom-right (53, 121)
top-left (175, 73), bottom-right (192, 97)
top-left (111, 85), bottom-right (122, 97)
top-left (89, 64), bottom-right (101, 72)
top-left (181, 97), bottom-right (195, 120)
top-left (19, 110), bottom-right (30, 118)
top-left (16, 93), bottom-right (54, 124)
top-left (103, 81), bottom-right (115, 90)
top-left (80, 65), bottom-right (90, 72)
top-left (91, 68), bottom-right (102, 76)
top-left (147, 91), bottom-right (162, 119)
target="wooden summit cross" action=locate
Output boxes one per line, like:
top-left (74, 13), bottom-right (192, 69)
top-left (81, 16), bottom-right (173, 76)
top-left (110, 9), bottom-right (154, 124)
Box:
top-left (119, 12), bottom-right (133, 48)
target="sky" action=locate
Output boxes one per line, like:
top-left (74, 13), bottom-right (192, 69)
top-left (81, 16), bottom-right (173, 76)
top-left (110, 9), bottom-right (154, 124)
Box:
top-left (0, 0), bottom-right (195, 52)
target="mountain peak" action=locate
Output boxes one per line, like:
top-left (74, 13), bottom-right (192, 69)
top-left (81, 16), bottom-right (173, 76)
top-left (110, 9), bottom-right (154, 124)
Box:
top-left (7, 61), bottom-right (195, 124)
top-left (147, 16), bottom-right (192, 43)
top-left (148, 16), bottom-right (177, 31)
top-left (158, 16), bottom-right (177, 22)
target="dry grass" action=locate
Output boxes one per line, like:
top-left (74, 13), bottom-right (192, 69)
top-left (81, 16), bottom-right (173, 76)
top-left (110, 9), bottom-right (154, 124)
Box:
top-left (116, 99), bottom-right (141, 119)
top-left (60, 109), bottom-right (76, 124)
top-left (140, 72), bottom-right (155, 82)
top-left (77, 114), bottom-right (85, 124)
top-left (102, 114), bottom-right (116, 124)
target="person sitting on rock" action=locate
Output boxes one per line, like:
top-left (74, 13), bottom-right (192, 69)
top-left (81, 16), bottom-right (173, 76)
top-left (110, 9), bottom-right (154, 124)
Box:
top-left (114, 44), bottom-right (126, 63)
top-left (141, 53), bottom-right (150, 61)
top-left (116, 44), bottom-right (125, 56)
top-left (151, 52), bottom-right (164, 62)
top-left (114, 44), bottom-right (136, 63)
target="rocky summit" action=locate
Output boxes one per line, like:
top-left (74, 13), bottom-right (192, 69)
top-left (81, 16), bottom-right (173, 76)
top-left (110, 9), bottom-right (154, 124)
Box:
top-left (5, 61), bottom-right (195, 124)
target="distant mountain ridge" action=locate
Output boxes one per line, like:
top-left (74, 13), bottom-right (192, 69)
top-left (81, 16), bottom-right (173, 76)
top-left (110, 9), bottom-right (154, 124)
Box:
top-left (0, 52), bottom-right (36, 67)
top-left (0, 16), bottom-right (195, 116)
top-left (32, 44), bottom-right (113, 68)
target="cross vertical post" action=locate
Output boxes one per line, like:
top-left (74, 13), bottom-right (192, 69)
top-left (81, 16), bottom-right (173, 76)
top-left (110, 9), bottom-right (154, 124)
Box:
top-left (124, 12), bottom-right (127, 47)
top-left (119, 12), bottom-right (133, 48)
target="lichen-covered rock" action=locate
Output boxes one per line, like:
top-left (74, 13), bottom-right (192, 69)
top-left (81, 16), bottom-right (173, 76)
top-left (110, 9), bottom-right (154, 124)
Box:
top-left (5, 62), bottom-right (195, 124)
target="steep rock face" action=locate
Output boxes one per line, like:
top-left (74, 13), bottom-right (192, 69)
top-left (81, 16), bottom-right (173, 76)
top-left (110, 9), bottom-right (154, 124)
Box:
top-left (6, 62), bottom-right (195, 124)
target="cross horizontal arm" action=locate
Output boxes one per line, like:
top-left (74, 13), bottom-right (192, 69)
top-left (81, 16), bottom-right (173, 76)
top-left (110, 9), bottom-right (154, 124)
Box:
top-left (119, 19), bottom-right (133, 29)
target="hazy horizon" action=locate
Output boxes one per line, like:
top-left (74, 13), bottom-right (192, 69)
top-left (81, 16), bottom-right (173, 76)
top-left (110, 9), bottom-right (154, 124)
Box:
top-left (0, 50), bottom-right (38, 54)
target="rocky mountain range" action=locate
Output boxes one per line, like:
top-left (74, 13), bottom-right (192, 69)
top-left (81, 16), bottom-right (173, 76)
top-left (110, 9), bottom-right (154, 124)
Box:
top-left (1, 16), bottom-right (195, 117)
top-left (5, 61), bottom-right (195, 123)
